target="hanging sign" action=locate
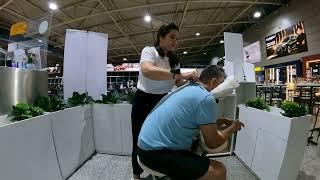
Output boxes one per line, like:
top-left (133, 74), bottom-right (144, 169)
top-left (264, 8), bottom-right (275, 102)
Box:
top-left (10, 22), bottom-right (28, 36)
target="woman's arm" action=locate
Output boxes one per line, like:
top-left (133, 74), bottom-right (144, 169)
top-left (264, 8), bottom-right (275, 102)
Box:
top-left (141, 61), bottom-right (198, 81)
top-left (175, 79), bottom-right (187, 87)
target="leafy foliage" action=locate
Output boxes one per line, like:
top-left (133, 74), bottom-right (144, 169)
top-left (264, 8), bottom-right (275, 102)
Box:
top-left (245, 97), bottom-right (270, 111)
top-left (34, 96), bottom-right (65, 112)
top-left (8, 103), bottom-right (44, 122)
top-left (95, 92), bottom-right (122, 104)
top-left (280, 101), bottom-right (308, 118)
top-left (68, 92), bottom-right (93, 107)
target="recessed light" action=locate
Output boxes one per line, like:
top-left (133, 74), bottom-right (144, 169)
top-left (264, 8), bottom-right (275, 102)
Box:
top-left (183, 51), bottom-right (187, 54)
top-left (203, 52), bottom-right (207, 55)
top-left (195, 33), bottom-right (200, 36)
top-left (123, 58), bottom-right (127, 61)
top-left (144, 15), bottom-right (151, 22)
top-left (253, 11), bottom-right (261, 18)
top-left (49, 2), bottom-right (58, 10)
top-left (38, 40), bottom-right (42, 43)
top-left (220, 40), bottom-right (224, 44)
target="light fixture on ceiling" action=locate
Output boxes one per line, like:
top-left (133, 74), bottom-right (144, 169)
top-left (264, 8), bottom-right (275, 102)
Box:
top-left (123, 58), bottom-right (127, 61)
top-left (38, 40), bottom-right (43, 43)
top-left (144, 15), bottom-right (151, 22)
top-left (195, 32), bottom-right (200, 36)
top-left (253, 11), bottom-right (261, 18)
top-left (220, 40), bottom-right (224, 44)
top-left (183, 51), bottom-right (188, 55)
top-left (203, 52), bottom-right (207, 55)
top-left (49, 2), bottom-right (58, 10)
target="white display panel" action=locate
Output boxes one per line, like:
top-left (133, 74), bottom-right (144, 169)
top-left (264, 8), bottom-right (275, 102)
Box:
top-left (244, 41), bottom-right (261, 64)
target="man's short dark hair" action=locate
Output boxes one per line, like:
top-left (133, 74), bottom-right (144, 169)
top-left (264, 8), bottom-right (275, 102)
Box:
top-left (199, 65), bottom-right (226, 83)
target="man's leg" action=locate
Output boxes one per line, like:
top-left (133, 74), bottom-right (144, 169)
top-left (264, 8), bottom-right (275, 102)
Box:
top-left (199, 160), bottom-right (226, 180)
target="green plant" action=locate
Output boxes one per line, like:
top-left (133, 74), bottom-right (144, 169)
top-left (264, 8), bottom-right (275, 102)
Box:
top-left (126, 89), bottom-right (135, 104)
top-left (8, 103), bottom-right (44, 122)
top-left (34, 96), bottom-right (65, 112)
top-left (68, 92), bottom-right (93, 107)
top-left (27, 54), bottom-right (33, 64)
top-left (280, 100), bottom-right (308, 118)
top-left (95, 92), bottom-right (121, 104)
top-left (245, 97), bottom-right (270, 111)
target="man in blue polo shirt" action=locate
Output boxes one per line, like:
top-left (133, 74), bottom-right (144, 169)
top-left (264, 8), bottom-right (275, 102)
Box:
top-left (137, 65), bottom-right (244, 180)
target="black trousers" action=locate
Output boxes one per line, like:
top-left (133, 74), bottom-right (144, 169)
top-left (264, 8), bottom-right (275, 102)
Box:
top-left (131, 89), bottom-right (167, 175)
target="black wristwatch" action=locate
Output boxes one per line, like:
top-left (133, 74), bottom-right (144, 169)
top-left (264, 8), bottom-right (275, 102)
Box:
top-left (170, 68), bottom-right (181, 79)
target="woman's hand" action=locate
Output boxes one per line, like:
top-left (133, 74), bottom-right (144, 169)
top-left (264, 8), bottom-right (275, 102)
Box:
top-left (179, 70), bottom-right (199, 82)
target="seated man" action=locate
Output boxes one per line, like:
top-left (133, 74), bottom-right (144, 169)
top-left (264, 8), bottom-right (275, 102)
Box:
top-left (137, 65), bottom-right (244, 180)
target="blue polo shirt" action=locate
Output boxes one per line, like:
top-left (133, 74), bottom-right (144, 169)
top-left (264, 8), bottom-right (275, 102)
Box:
top-left (138, 83), bottom-right (217, 151)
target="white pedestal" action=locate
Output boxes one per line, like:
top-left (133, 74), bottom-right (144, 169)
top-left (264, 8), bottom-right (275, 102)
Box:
top-left (235, 105), bottom-right (311, 180)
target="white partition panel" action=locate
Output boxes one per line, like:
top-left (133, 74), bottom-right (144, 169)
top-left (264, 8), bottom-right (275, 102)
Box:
top-left (51, 105), bottom-right (95, 179)
top-left (63, 29), bottom-right (108, 100)
top-left (224, 32), bottom-right (245, 82)
top-left (0, 116), bottom-right (63, 180)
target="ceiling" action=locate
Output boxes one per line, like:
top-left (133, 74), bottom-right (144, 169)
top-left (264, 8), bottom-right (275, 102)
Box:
top-left (0, 0), bottom-right (288, 64)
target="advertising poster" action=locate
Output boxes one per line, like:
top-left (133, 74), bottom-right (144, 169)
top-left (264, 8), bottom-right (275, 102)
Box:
top-left (266, 22), bottom-right (308, 60)
top-left (244, 41), bottom-right (261, 64)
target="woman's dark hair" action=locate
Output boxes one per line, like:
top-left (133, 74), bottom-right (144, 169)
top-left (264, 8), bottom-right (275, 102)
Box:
top-left (154, 23), bottom-right (180, 68)
top-left (199, 65), bottom-right (226, 83)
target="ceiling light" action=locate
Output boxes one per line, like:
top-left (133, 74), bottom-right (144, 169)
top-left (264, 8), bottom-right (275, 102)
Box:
top-left (49, 2), bottom-right (58, 10)
top-left (144, 15), bottom-right (151, 22)
top-left (38, 40), bottom-right (42, 43)
top-left (253, 11), bottom-right (261, 18)
top-left (123, 58), bottom-right (127, 61)
top-left (183, 51), bottom-right (188, 55)
top-left (203, 52), bottom-right (207, 55)
top-left (220, 40), bottom-right (224, 44)
top-left (195, 33), bottom-right (200, 36)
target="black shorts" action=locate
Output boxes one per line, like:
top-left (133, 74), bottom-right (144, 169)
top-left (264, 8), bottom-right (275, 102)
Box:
top-left (137, 147), bottom-right (210, 180)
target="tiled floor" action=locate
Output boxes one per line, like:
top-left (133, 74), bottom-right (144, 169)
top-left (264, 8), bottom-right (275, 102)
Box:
top-left (68, 154), bottom-right (258, 180)
top-left (69, 143), bottom-right (320, 180)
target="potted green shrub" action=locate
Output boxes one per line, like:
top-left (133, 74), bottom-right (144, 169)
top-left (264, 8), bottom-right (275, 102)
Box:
top-left (34, 96), bottom-right (65, 112)
top-left (68, 92), bottom-right (93, 107)
top-left (280, 100), bottom-right (308, 118)
top-left (245, 97), bottom-right (270, 111)
top-left (8, 103), bottom-right (44, 122)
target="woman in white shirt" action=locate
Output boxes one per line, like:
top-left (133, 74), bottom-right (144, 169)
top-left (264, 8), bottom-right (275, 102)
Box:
top-left (131, 23), bottom-right (198, 179)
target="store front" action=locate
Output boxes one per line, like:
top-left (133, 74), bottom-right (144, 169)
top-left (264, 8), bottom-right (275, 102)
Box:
top-left (302, 54), bottom-right (320, 79)
top-left (264, 60), bottom-right (302, 84)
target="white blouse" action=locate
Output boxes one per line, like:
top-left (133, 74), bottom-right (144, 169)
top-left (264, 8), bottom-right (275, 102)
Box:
top-left (137, 46), bottom-right (176, 94)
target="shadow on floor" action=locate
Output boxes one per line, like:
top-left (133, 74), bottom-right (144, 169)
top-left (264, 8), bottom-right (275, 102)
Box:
top-left (297, 170), bottom-right (316, 180)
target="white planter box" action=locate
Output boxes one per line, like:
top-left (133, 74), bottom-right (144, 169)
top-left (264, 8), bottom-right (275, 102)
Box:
top-left (93, 103), bottom-right (132, 155)
top-left (50, 105), bottom-right (95, 179)
top-left (235, 105), bottom-right (311, 180)
top-left (0, 115), bottom-right (63, 180)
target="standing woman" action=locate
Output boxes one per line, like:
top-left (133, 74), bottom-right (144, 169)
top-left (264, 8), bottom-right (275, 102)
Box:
top-left (131, 23), bottom-right (198, 179)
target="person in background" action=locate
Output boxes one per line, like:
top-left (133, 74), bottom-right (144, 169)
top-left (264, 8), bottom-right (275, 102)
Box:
top-left (131, 23), bottom-right (198, 180)
top-left (217, 60), bottom-right (224, 68)
top-left (138, 65), bottom-right (244, 180)
top-left (296, 25), bottom-right (308, 53)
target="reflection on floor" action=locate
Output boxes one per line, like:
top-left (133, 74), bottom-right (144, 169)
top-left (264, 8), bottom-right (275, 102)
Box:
top-left (69, 143), bottom-right (320, 180)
